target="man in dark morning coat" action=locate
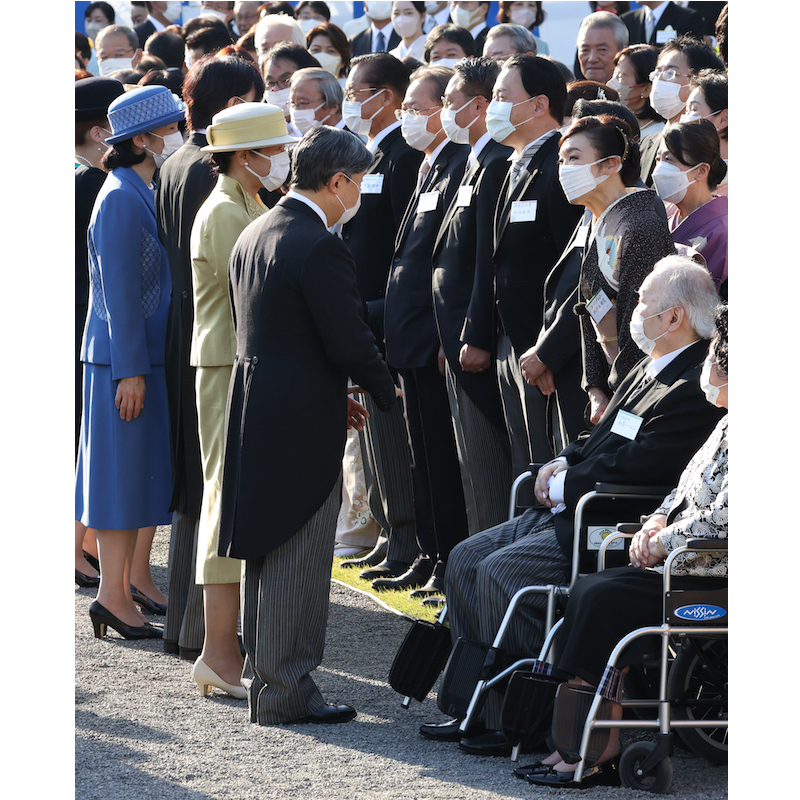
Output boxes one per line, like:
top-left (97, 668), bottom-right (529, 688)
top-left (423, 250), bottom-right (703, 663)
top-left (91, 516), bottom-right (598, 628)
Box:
top-left (218, 126), bottom-right (397, 726)
top-left (380, 63), bottom-right (470, 596)
top-left (421, 257), bottom-right (726, 754)
top-left (339, 52), bottom-right (423, 581)
top-left (431, 57), bottom-right (513, 537)
top-left (489, 55), bottom-right (583, 484)
top-left (621, 1), bottom-right (705, 48)
top-left (155, 54), bottom-right (265, 658)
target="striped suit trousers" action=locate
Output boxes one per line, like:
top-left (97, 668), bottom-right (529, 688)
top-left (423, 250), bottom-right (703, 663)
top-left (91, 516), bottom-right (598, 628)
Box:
top-left (240, 477), bottom-right (341, 725)
top-left (443, 508), bottom-right (570, 729)
top-left (163, 510), bottom-right (205, 650)
top-left (444, 361), bottom-right (513, 536)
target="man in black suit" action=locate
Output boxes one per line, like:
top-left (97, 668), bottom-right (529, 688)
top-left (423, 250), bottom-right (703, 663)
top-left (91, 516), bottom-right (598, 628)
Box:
top-left (379, 63), bottom-right (470, 596)
top-left (155, 54), bottom-right (264, 660)
top-left (219, 127), bottom-right (397, 726)
top-left (339, 53), bottom-right (423, 582)
top-left (349, 2), bottom-right (401, 56)
top-left (132, 2), bottom-right (173, 50)
top-left (421, 256), bottom-right (725, 754)
top-left (449, 1), bottom-right (492, 54)
top-left (488, 55), bottom-right (583, 484)
top-left (621, 1), bottom-right (705, 48)
top-left (431, 57), bottom-right (513, 538)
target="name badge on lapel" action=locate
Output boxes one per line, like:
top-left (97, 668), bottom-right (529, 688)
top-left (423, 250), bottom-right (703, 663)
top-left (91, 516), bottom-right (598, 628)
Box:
top-left (417, 191), bottom-right (440, 213)
top-left (510, 200), bottom-right (537, 223)
top-left (610, 409), bottom-right (644, 440)
top-left (361, 174), bottom-right (384, 194)
top-left (656, 25), bottom-right (677, 44)
top-left (586, 288), bottom-right (613, 322)
top-left (456, 184), bottom-right (473, 207)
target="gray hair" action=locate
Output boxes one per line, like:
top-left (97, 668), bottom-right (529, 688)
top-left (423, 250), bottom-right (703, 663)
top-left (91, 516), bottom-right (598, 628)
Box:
top-left (255, 13), bottom-right (306, 58)
top-left (578, 10), bottom-right (629, 52)
top-left (289, 67), bottom-right (343, 113)
top-left (643, 255), bottom-right (719, 339)
top-left (408, 64), bottom-right (454, 102)
top-left (484, 23), bottom-right (538, 56)
top-left (291, 126), bottom-right (374, 191)
top-left (96, 24), bottom-right (139, 53)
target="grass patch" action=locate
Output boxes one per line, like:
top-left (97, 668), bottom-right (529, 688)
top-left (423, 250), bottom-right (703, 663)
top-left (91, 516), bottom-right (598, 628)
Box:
top-left (332, 556), bottom-right (442, 624)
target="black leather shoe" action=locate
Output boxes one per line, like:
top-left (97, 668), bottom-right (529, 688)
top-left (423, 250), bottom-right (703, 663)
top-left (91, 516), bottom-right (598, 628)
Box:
top-left (359, 559), bottom-right (412, 581)
top-left (83, 551), bottom-right (100, 573)
top-left (76, 569), bottom-right (100, 588)
top-left (339, 537), bottom-right (388, 569)
top-left (297, 703), bottom-right (357, 724)
top-left (526, 759), bottom-right (620, 789)
top-left (513, 762), bottom-right (551, 780)
top-left (89, 600), bottom-right (163, 640)
top-left (410, 574), bottom-right (444, 598)
top-left (372, 564), bottom-right (432, 591)
top-left (130, 585), bottom-right (168, 616)
top-left (180, 646), bottom-right (202, 661)
top-left (458, 730), bottom-right (513, 757)
top-left (420, 717), bottom-right (486, 742)
top-left (422, 596), bottom-right (445, 608)
top-left (163, 639), bottom-right (179, 655)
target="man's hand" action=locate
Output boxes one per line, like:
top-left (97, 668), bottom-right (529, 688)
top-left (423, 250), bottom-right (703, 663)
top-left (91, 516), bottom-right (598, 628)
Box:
top-left (115, 375), bottom-right (146, 421)
top-left (346, 396), bottom-right (370, 431)
top-left (459, 343), bottom-right (492, 373)
top-left (534, 459), bottom-right (569, 507)
top-left (588, 386), bottom-right (610, 424)
top-left (629, 514), bottom-right (668, 568)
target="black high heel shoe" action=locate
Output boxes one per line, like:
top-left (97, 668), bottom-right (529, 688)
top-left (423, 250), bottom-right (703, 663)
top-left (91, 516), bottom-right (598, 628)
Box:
top-left (89, 600), bottom-right (163, 640)
top-left (130, 585), bottom-right (168, 616)
top-left (76, 569), bottom-right (100, 588)
top-left (83, 551), bottom-right (100, 573)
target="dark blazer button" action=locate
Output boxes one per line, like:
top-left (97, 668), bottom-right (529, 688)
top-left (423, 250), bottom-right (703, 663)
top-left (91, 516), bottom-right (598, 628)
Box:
top-left (252, 356), bottom-right (259, 364)
top-left (181, 290), bottom-right (188, 299)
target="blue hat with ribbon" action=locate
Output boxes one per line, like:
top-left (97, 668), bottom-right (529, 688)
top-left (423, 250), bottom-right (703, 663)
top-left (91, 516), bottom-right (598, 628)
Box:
top-left (106, 85), bottom-right (184, 144)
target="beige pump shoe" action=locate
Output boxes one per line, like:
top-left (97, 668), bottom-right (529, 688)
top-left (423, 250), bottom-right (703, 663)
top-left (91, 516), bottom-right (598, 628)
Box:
top-left (191, 657), bottom-right (247, 700)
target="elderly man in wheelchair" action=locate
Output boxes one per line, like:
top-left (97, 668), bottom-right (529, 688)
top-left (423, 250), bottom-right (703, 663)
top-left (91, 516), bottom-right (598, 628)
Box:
top-left (417, 258), bottom-right (726, 771)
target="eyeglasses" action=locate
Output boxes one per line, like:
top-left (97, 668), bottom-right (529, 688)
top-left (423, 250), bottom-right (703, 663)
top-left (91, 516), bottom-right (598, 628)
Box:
top-left (343, 87), bottom-right (380, 102)
top-left (440, 95), bottom-right (476, 110)
top-left (649, 67), bottom-right (691, 83)
top-left (394, 106), bottom-right (441, 120)
top-left (288, 98), bottom-right (324, 110)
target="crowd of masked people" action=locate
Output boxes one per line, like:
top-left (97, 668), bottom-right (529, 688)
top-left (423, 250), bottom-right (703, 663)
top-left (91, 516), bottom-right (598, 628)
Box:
top-left (74, 1), bottom-right (728, 789)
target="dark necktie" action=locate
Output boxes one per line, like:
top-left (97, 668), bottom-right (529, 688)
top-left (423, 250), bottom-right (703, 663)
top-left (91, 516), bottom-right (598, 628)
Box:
top-left (376, 30), bottom-right (386, 52)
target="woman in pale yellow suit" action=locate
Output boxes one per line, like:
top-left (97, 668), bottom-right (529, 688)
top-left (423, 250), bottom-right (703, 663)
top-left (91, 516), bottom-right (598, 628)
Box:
top-left (189, 102), bottom-right (297, 699)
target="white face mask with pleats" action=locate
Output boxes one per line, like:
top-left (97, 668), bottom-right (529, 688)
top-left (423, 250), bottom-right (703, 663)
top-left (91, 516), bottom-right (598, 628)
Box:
top-left (342, 89), bottom-right (386, 136)
top-left (245, 150), bottom-right (290, 192)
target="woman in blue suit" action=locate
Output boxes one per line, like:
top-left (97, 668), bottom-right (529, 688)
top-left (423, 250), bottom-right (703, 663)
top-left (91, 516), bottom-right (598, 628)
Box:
top-left (76, 85), bottom-right (184, 640)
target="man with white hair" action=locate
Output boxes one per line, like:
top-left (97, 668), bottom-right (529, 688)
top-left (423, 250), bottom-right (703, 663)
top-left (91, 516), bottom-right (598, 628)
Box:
top-left (288, 68), bottom-right (346, 134)
top-left (255, 12), bottom-right (306, 67)
top-left (482, 23), bottom-right (538, 61)
top-left (575, 10), bottom-right (629, 83)
top-left (420, 255), bottom-right (726, 756)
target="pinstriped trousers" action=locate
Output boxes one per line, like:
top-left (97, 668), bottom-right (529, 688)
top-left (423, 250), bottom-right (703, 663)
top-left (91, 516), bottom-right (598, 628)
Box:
top-left (444, 361), bottom-right (513, 536)
top-left (240, 477), bottom-right (341, 725)
top-left (444, 508), bottom-right (570, 729)
top-left (163, 510), bottom-right (205, 650)
top-left (357, 393), bottom-right (419, 565)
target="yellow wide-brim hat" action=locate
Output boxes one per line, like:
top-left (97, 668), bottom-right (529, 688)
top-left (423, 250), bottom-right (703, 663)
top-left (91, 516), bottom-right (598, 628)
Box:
top-left (201, 102), bottom-right (299, 152)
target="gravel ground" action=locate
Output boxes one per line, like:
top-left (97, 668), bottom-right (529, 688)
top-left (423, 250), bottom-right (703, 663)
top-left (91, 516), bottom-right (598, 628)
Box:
top-left (75, 524), bottom-right (729, 800)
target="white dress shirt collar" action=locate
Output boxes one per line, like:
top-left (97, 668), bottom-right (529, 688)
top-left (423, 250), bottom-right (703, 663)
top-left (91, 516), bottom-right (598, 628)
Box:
top-left (286, 190), bottom-right (329, 227)
top-left (367, 119), bottom-right (401, 153)
top-left (469, 131), bottom-right (492, 167)
top-left (648, 341), bottom-right (695, 378)
top-left (371, 21), bottom-right (394, 50)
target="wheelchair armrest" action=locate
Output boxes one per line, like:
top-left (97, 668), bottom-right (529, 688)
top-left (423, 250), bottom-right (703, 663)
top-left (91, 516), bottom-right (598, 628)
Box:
top-left (685, 538), bottom-right (728, 551)
top-left (616, 522), bottom-right (643, 535)
top-left (593, 483), bottom-right (672, 498)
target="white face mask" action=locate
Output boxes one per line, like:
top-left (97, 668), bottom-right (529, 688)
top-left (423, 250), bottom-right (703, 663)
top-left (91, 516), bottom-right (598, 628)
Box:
top-left (510, 8), bottom-right (537, 28)
top-left (266, 87), bottom-right (291, 114)
top-left (312, 51), bottom-right (342, 76)
top-left (299, 17), bottom-right (319, 35)
top-left (401, 110), bottom-right (440, 151)
top-left (342, 88), bottom-right (386, 136)
top-left (486, 96), bottom-right (538, 143)
top-left (440, 97), bottom-right (477, 145)
top-left (558, 157), bottom-right (617, 203)
top-left (651, 159), bottom-right (706, 204)
top-left (365, 1), bottom-right (393, 21)
top-left (450, 5), bottom-right (478, 30)
top-left (246, 149), bottom-right (291, 192)
top-left (201, 8), bottom-right (228, 23)
top-left (606, 76), bottom-right (633, 103)
top-left (679, 108), bottom-right (722, 125)
top-left (432, 57), bottom-right (461, 69)
top-left (650, 75), bottom-right (687, 120)
top-left (700, 358), bottom-right (727, 406)
top-left (336, 174), bottom-right (362, 224)
top-left (425, 1), bottom-right (442, 14)
top-left (630, 307), bottom-right (672, 356)
top-left (98, 57), bottom-right (132, 76)
top-left (85, 21), bottom-right (104, 41)
top-left (163, 2), bottom-right (183, 23)
top-left (151, 130), bottom-right (183, 158)
top-left (290, 103), bottom-right (330, 136)
top-left (393, 13), bottom-right (421, 39)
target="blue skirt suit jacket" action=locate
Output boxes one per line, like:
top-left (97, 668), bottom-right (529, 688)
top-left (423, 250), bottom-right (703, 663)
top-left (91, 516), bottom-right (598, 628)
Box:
top-left (75, 166), bottom-right (173, 530)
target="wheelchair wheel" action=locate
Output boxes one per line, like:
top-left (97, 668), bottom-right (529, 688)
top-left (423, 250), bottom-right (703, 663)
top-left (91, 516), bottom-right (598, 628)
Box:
top-left (667, 637), bottom-right (728, 765)
top-left (619, 741), bottom-right (673, 793)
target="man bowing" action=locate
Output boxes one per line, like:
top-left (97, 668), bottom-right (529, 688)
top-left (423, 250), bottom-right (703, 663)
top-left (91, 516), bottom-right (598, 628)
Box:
top-left (218, 126), bottom-right (398, 726)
